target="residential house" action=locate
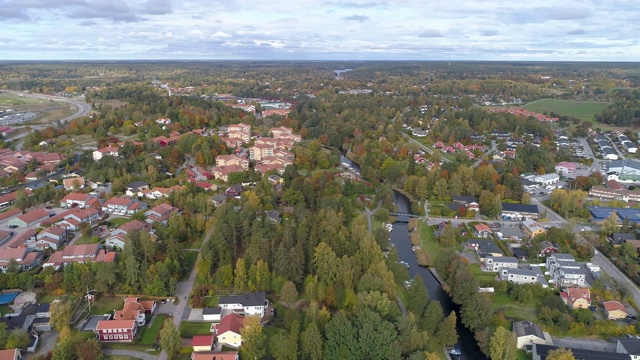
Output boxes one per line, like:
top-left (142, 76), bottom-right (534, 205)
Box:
top-left (555, 162), bottom-right (577, 175)
top-left (502, 203), bottom-right (539, 220)
top-left (191, 335), bottom-right (214, 352)
top-left (604, 301), bottom-right (628, 320)
top-left (532, 344), bottom-right (630, 360)
top-left (0, 248), bottom-right (42, 273)
top-left (212, 194), bottom-right (227, 207)
top-left (105, 220), bottom-right (150, 249)
top-left (2, 229), bottom-right (37, 249)
top-left (0, 208), bottom-right (22, 224)
top-left (93, 147), bottom-right (119, 161)
top-left (36, 226), bottom-right (67, 250)
top-left (522, 219), bottom-right (546, 239)
top-left (62, 177), bottom-right (85, 190)
top-left (473, 224), bottom-right (492, 238)
top-left (0, 349), bottom-right (22, 360)
top-left (95, 319), bottom-right (137, 342)
top-left (610, 233), bottom-right (637, 247)
top-left (616, 338), bottom-right (640, 360)
top-left (42, 208), bottom-right (101, 231)
top-left (467, 239), bottom-right (503, 258)
top-left (218, 292), bottom-right (269, 317)
top-left (202, 307), bottom-right (222, 322)
top-left (215, 155), bottom-right (249, 170)
top-left (101, 197), bottom-right (146, 215)
top-left (145, 185), bottom-right (183, 200)
top-left (560, 287), bottom-right (591, 309)
top-left (484, 256), bottom-right (518, 272)
top-left (266, 210), bottom-right (280, 223)
top-left (8, 209), bottom-right (50, 228)
top-left (43, 244), bottom-right (116, 270)
top-left (538, 241), bottom-right (559, 256)
top-left (32, 303), bottom-right (51, 332)
top-left (267, 175), bottom-right (283, 185)
top-left (113, 297), bottom-right (156, 326)
top-left (144, 203), bottom-right (180, 224)
top-left (513, 321), bottom-right (549, 349)
top-left (213, 314), bottom-right (244, 348)
top-left (191, 352), bottom-right (239, 360)
top-left (60, 193), bottom-right (99, 209)
top-left (501, 267), bottom-right (548, 288)
top-left (125, 181), bottom-right (150, 197)
top-left (0, 230), bottom-right (12, 245)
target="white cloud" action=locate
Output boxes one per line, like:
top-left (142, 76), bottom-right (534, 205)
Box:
top-left (211, 31), bottom-right (232, 38)
top-left (0, 0), bottom-right (639, 60)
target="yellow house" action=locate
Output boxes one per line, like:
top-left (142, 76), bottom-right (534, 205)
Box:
top-left (214, 314), bottom-right (244, 348)
top-left (522, 219), bottom-right (546, 239)
top-left (604, 301), bottom-right (628, 320)
top-left (561, 287), bottom-right (591, 309)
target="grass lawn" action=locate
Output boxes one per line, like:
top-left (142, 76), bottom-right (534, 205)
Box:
top-left (491, 292), bottom-right (539, 322)
top-left (522, 99), bottom-right (611, 123)
top-left (203, 296), bottom-right (219, 308)
top-left (179, 321), bottom-right (213, 337)
top-left (468, 263), bottom-right (498, 285)
top-left (90, 296), bottom-right (124, 315)
top-left (516, 349), bottom-right (532, 360)
top-left (139, 314), bottom-right (166, 345)
top-left (70, 330), bottom-right (95, 344)
top-left (419, 223), bottom-right (442, 263)
top-left (181, 251), bottom-right (199, 281)
top-left (74, 235), bottom-right (100, 245)
top-left (0, 304), bottom-right (10, 315)
top-left (107, 217), bottom-right (131, 228)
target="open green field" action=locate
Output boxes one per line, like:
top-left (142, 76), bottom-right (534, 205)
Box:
top-left (179, 321), bottom-right (213, 337)
top-left (0, 92), bottom-right (41, 106)
top-left (523, 99), bottom-right (611, 123)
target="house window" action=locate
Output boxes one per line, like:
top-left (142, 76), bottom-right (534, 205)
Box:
top-left (124, 334), bottom-right (128, 339)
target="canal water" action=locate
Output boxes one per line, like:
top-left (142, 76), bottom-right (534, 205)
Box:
top-left (340, 154), bottom-right (485, 359)
top-left (391, 192), bottom-right (485, 359)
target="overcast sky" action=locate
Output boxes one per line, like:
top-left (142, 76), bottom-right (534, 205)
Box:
top-left (1, 0), bottom-right (639, 61)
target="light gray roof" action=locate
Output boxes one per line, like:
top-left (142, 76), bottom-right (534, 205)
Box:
top-left (513, 321), bottom-right (545, 339)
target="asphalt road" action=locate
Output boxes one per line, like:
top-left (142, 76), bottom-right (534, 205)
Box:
top-left (472, 140), bottom-right (497, 168)
top-left (2, 90), bottom-right (92, 129)
top-left (403, 134), bottom-right (451, 163)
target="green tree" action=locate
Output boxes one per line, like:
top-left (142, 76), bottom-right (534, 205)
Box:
top-left (159, 318), bottom-right (181, 359)
top-left (234, 258), bottom-right (247, 290)
top-left (301, 322), bottom-right (323, 360)
top-left (435, 311), bottom-right (458, 346)
top-left (52, 326), bottom-right (74, 360)
top-left (241, 316), bottom-right (266, 360)
top-left (324, 312), bottom-right (358, 360)
top-left (489, 326), bottom-right (517, 360)
top-left (76, 337), bottom-right (104, 360)
top-left (406, 274), bottom-right (429, 316)
top-left (546, 348), bottom-right (575, 360)
top-left (4, 329), bottom-right (30, 350)
top-left (50, 300), bottom-right (72, 331)
top-left (422, 300), bottom-right (444, 334)
top-left (396, 313), bottom-right (424, 355)
top-left (280, 281), bottom-right (299, 304)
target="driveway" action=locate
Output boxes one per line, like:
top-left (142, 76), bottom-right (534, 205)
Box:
top-left (34, 330), bottom-right (58, 357)
top-left (103, 349), bottom-right (158, 360)
top-left (157, 226), bottom-right (215, 360)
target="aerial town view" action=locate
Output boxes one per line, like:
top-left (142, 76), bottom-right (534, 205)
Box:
top-left (2, 1), bottom-right (640, 360)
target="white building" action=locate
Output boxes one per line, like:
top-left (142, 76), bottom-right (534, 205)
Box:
top-left (534, 173), bottom-right (560, 185)
top-left (218, 292), bottom-right (269, 318)
top-left (501, 267), bottom-right (548, 288)
top-left (92, 146), bottom-right (119, 161)
top-left (484, 256), bottom-right (518, 272)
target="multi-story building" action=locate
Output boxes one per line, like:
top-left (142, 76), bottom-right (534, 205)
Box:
top-left (95, 319), bottom-right (138, 342)
top-left (484, 256), bottom-right (518, 272)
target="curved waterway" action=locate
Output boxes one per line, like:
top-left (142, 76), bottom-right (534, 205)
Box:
top-left (340, 153), bottom-right (485, 358)
top-left (391, 192), bottom-right (486, 360)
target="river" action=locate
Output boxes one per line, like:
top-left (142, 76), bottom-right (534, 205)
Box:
top-left (340, 154), bottom-right (484, 359)
top-left (391, 192), bottom-right (486, 360)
